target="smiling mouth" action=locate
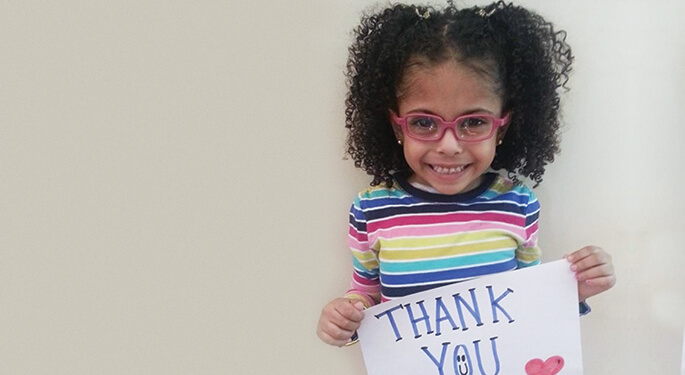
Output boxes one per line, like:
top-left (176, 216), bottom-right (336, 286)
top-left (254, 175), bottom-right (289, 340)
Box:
top-left (431, 164), bottom-right (467, 175)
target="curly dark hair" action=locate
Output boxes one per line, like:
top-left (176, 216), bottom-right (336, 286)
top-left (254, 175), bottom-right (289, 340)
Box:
top-left (344, 1), bottom-right (573, 187)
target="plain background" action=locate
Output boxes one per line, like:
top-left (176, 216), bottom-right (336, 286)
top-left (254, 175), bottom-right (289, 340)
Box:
top-left (1, 0), bottom-right (684, 374)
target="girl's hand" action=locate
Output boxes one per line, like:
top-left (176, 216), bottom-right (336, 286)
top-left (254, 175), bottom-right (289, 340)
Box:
top-left (317, 298), bottom-right (365, 347)
top-left (565, 246), bottom-right (616, 302)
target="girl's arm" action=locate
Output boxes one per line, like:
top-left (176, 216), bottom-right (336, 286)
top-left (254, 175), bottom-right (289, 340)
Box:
top-left (317, 197), bottom-right (381, 346)
top-left (516, 186), bottom-right (542, 268)
top-left (346, 196), bottom-right (381, 306)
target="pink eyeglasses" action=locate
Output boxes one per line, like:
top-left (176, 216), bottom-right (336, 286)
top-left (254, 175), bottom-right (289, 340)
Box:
top-left (390, 111), bottom-right (511, 142)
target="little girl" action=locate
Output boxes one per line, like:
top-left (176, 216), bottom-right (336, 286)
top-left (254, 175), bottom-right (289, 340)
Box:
top-left (318, 1), bottom-right (616, 347)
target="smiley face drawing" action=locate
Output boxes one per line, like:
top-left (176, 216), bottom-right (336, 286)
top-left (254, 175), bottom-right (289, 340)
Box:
top-left (453, 345), bottom-right (473, 375)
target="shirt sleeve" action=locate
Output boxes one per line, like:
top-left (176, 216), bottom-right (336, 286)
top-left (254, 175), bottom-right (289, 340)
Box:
top-left (343, 195), bottom-right (381, 307)
top-left (579, 301), bottom-right (592, 316)
top-left (516, 188), bottom-right (541, 268)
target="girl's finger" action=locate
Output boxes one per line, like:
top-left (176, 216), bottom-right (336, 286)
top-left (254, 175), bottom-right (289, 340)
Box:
top-left (324, 308), bottom-right (358, 332)
top-left (569, 250), bottom-right (611, 272)
top-left (320, 320), bottom-right (356, 343)
top-left (576, 263), bottom-right (614, 282)
top-left (566, 246), bottom-right (604, 264)
top-left (319, 330), bottom-right (352, 347)
top-left (583, 274), bottom-right (617, 289)
top-left (334, 301), bottom-right (364, 324)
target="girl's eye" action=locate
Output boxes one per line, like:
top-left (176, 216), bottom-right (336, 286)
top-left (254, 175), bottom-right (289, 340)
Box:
top-left (408, 116), bottom-right (438, 133)
top-left (461, 117), bottom-right (488, 128)
top-left (459, 116), bottom-right (492, 135)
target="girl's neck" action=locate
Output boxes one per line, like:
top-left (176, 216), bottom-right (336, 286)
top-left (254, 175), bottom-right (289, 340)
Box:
top-left (408, 179), bottom-right (439, 193)
top-left (407, 174), bottom-right (484, 195)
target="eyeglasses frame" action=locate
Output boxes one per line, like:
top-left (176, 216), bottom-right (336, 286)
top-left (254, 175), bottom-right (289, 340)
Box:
top-left (390, 110), bottom-right (511, 142)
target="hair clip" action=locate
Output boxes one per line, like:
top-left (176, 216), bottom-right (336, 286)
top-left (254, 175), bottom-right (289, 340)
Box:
top-left (477, 7), bottom-right (497, 18)
top-left (415, 8), bottom-right (430, 20)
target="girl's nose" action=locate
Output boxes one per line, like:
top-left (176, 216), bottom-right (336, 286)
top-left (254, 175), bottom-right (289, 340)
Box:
top-left (436, 128), bottom-right (464, 154)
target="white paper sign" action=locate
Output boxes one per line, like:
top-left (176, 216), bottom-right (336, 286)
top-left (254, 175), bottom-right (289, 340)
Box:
top-left (357, 260), bottom-right (583, 375)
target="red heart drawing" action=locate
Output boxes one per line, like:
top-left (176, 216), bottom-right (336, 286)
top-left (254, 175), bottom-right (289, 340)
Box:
top-left (525, 356), bottom-right (564, 375)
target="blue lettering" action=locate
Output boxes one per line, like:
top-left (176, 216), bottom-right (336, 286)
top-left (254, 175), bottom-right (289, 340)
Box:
top-left (486, 286), bottom-right (515, 324)
top-left (452, 288), bottom-right (484, 331)
top-left (374, 304), bottom-right (405, 341)
top-left (404, 300), bottom-right (434, 339)
top-left (421, 342), bottom-right (450, 375)
top-left (434, 297), bottom-right (459, 336)
top-left (473, 337), bottom-right (501, 375)
top-left (452, 344), bottom-right (473, 375)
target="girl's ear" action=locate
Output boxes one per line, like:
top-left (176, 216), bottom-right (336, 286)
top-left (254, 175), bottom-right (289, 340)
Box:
top-left (389, 112), bottom-right (404, 144)
top-left (392, 125), bottom-right (404, 144)
top-left (496, 125), bottom-right (509, 144)
top-left (496, 112), bottom-right (512, 144)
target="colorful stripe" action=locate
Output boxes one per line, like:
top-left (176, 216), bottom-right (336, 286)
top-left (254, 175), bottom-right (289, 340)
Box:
top-left (345, 173), bottom-right (541, 304)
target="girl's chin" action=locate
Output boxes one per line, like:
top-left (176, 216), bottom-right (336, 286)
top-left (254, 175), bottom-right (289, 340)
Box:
top-left (420, 165), bottom-right (482, 195)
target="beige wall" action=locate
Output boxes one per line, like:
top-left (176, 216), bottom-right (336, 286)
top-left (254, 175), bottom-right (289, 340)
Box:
top-left (1, 0), bottom-right (683, 373)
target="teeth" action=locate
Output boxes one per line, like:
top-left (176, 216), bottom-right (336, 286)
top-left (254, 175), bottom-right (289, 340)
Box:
top-left (432, 165), bottom-right (466, 174)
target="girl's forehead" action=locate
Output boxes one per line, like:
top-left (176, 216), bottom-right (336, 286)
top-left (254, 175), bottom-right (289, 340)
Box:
top-left (397, 58), bottom-right (501, 105)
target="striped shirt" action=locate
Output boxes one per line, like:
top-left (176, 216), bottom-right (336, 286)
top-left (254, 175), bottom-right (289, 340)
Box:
top-left (345, 172), bottom-right (541, 307)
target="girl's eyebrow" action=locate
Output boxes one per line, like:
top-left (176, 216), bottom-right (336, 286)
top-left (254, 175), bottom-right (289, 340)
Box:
top-left (405, 107), bottom-right (497, 117)
top-left (461, 108), bottom-right (497, 115)
top-left (404, 108), bottom-right (439, 116)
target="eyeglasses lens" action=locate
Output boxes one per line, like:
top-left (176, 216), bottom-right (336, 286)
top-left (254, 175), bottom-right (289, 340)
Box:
top-left (406, 115), bottom-right (495, 141)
